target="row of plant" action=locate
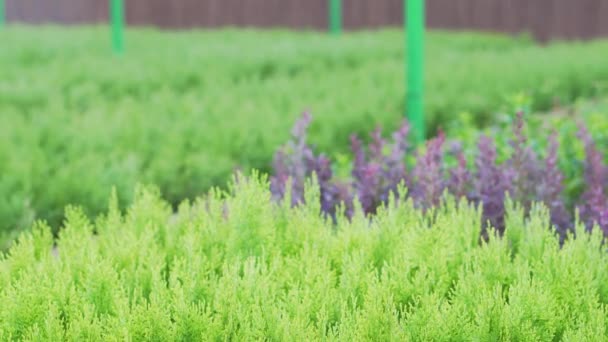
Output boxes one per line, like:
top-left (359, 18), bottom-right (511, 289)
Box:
top-left (270, 110), bottom-right (608, 242)
top-left (2, 176), bottom-right (607, 340)
top-left (2, 28), bottom-right (608, 246)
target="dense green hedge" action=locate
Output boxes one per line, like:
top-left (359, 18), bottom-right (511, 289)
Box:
top-left (2, 27), bottom-right (608, 246)
top-left (1, 176), bottom-right (607, 340)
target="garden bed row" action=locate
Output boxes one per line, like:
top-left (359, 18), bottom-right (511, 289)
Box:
top-left (2, 28), bottom-right (608, 247)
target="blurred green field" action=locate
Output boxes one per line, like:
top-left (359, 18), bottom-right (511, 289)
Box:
top-left (1, 26), bottom-right (608, 246)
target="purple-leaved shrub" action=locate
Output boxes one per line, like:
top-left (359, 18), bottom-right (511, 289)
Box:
top-left (350, 121), bottom-right (410, 215)
top-left (270, 112), bottom-right (602, 240)
top-left (447, 148), bottom-right (471, 201)
top-left (270, 112), bottom-right (351, 222)
top-left (471, 135), bottom-right (511, 234)
top-left (412, 131), bottom-right (446, 211)
top-left (505, 112), bottom-right (543, 212)
top-left (270, 112), bottom-right (332, 207)
top-left (538, 132), bottom-right (571, 235)
top-left (577, 125), bottom-right (608, 234)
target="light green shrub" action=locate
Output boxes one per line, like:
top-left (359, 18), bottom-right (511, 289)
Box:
top-left (1, 174), bottom-right (607, 340)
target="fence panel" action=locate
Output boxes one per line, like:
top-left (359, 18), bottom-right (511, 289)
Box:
top-left (6, 0), bottom-right (608, 41)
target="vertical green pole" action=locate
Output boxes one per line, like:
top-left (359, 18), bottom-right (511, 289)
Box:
top-left (0, 0), bottom-right (5, 28)
top-left (406, 0), bottom-right (425, 143)
top-left (329, 0), bottom-right (342, 35)
top-left (110, 0), bottom-right (125, 54)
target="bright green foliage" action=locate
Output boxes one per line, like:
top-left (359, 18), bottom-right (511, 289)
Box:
top-left (1, 174), bottom-right (607, 340)
top-left (2, 27), bottom-right (608, 247)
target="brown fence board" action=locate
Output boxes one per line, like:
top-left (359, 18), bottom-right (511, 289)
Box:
top-left (5, 0), bottom-right (608, 41)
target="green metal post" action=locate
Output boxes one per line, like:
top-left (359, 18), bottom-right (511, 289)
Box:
top-left (110, 0), bottom-right (125, 54)
top-left (406, 0), bottom-right (425, 143)
top-left (0, 0), bottom-right (5, 28)
top-left (329, 0), bottom-right (342, 35)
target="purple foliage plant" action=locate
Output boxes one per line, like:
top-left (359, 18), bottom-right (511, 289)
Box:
top-left (471, 135), bottom-right (511, 234)
top-left (270, 111), bottom-right (604, 242)
top-left (270, 112), bottom-right (332, 207)
top-left (411, 130), bottom-right (447, 211)
top-left (577, 125), bottom-right (608, 234)
top-left (350, 121), bottom-right (410, 216)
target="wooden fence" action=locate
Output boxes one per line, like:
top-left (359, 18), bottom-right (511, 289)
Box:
top-left (6, 0), bottom-right (608, 41)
